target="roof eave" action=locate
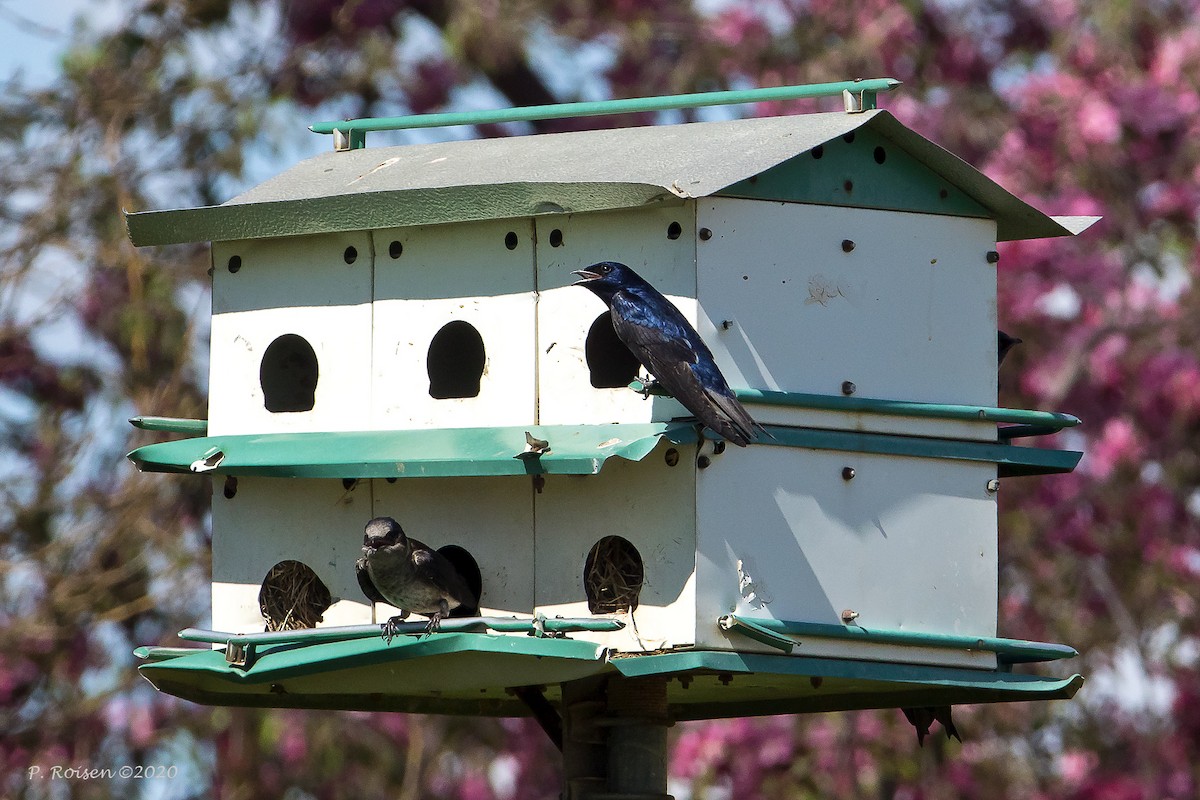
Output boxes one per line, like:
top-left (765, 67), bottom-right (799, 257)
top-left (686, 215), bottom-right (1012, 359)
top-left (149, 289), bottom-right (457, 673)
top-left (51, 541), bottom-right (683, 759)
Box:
top-left (862, 113), bottom-right (1099, 241)
top-left (125, 181), bottom-right (681, 247)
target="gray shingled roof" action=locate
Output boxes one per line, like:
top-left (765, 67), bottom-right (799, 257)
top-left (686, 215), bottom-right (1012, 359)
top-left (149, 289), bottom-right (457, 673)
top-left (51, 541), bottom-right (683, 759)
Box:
top-left (125, 110), bottom-right (1096, 246)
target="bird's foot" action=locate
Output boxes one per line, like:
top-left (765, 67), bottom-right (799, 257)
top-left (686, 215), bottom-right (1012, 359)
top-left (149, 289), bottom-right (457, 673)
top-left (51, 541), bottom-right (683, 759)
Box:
top-left (380, 614), bottom-right (408, 645)
top-left (421, 611), bottom-right (444, 637)
top-left (636, 375), bottom-right (660, 398)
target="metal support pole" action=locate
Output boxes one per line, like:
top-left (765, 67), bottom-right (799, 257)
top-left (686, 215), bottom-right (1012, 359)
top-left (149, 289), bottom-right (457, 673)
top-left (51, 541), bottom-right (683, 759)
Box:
top-left (562, 677), bottom-right (607, 800)
top-left (561, 675), bottom-right (673, 800)
top-left (604, 676), bottom-right (672, 799)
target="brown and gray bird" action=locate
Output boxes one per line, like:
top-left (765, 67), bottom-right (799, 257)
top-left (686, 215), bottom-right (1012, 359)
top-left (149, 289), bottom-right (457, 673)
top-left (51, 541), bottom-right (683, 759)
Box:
top-left (901, 706), bottom-right (962, 747)
top-left (573, 261), bottom-right (762, 446)
top-left (355, 516), bottom-right (478, 642)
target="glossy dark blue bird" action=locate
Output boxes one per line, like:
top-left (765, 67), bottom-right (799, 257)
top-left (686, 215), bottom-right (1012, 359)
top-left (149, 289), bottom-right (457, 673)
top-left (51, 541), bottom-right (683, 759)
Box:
top-left (573, 261), bottom-right (761, 447)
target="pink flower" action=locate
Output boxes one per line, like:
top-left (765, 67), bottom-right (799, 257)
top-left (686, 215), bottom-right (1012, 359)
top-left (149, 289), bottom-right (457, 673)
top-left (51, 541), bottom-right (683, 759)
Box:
top-left (1083, 417), bottom-right (1144, 480)
top-left (708, 7), bottom-right (770, 49)
top-left (1076, 94), bottom-right (1121, 146)
top-left (1059, 749), bottom-right (1099, 785)
top-left (1152, 28), bottom-right (1200, 84)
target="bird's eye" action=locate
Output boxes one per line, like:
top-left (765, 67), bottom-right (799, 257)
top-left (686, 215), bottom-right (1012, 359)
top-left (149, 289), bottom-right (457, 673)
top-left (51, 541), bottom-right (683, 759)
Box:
top-left (598, 264), bottom-right (610, 274)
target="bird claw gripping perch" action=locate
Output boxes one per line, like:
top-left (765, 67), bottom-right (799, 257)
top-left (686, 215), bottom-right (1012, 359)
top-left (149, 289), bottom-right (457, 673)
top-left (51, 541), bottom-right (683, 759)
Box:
top-left (422, 612), bottom-right (444, 637)
top-left (380, 616), bottom-right (404, 645)
top-left (635, 375), bottom-right (660, 399)
top-left (380, 613), bottom-right (443, 644)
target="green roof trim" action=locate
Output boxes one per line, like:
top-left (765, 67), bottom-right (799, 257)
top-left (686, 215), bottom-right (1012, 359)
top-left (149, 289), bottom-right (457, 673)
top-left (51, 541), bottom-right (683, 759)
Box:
top-left (125, 182), bottom-right (675, 247)
top-left (126, 422), bottom-right (700, 478)
top-left (136, 630), bottom-right (1084, 718)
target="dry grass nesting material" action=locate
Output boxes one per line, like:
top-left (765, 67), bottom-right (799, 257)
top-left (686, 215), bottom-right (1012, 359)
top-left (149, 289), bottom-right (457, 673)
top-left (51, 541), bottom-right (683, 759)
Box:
top-left (584, 535), bottom-right (644, 614)
top-left (258, 560), bottom-right (332, 631)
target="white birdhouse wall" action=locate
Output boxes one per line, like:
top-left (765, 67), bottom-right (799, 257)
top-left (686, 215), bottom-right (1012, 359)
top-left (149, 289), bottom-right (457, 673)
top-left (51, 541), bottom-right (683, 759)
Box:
top-left (209, 233), bottom-right (374, 436)
top-left (204, 194), bottom-right (1009, 667)
top-left (535, 205), bottom-right (695, 427)
top-left (694, 446), bottom-right (1000, 667)
top-left (533, 437), bottom-right (699, 651)
top-left (211, 476), bottom-right (371, 633)
top-left (207, 200), bottom-right (999, 437)
top-left (370, 219), bottom-right (537, 429)
top-left (695, 199), bottom-right (999, 441)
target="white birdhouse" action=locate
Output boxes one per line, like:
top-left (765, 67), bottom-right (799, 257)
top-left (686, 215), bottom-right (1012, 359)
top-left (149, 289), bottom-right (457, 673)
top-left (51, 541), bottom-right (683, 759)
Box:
top-left (128, 83), bottom-right (1094, 716)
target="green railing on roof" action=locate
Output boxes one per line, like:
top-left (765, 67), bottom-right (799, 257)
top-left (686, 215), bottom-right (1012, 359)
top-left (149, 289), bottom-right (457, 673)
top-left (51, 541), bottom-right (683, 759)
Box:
top-left (310, 78), bottom-right (902, 150)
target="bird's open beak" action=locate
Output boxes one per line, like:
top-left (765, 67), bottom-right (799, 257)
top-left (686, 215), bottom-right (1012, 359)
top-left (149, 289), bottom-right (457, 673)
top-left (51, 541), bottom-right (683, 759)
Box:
top-left (572, 268), bottom-right (601, 283)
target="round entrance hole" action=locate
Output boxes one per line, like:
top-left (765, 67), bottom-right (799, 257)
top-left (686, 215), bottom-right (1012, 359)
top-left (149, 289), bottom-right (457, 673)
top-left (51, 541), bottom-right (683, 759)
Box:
top-left (258, 560), bottom-right (332, 631)
top-left (584, 535), bottom-right (644, 614)
top-left (260, 334), bottom-right (318, 412)
top-left (437, 544), bottom-right (483, 616)
top-left (584, 313), bottom-right (641, 389)
top-left (427, 321), bottom-right (486, 399)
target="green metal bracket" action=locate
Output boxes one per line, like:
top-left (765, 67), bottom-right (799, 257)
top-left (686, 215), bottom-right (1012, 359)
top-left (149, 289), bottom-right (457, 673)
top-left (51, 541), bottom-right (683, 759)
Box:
top-left (310, 78), bottom-right (901, 150)
top-left (718, 615), bottom-right (795, 653)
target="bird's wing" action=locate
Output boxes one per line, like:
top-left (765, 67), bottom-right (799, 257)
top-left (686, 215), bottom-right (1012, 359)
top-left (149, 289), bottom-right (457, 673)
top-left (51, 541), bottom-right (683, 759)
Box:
top-left (611, 291), bottom-right (756, 446)
top-left (355, 556), bottom-right (388, 605)
top-left (412, 549), bottom-right (478, 611)
top-left (703, 386), bottom-right (757, 444)
top-left (610, 292), bottom-right (698, 367)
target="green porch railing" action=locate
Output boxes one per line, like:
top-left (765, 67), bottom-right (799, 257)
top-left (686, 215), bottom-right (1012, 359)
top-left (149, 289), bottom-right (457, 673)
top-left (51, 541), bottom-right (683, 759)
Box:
top-left (721, 615), bottom-right (1077, 665)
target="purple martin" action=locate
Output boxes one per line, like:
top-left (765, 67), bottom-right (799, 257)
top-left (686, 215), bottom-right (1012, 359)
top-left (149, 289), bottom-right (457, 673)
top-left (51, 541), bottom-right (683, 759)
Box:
top-left (901, 706), bottom-right (962, 747)
top-left (355, 516), bottom-right (478, 642)
top-left (573, 261), bottom-right (761, 446)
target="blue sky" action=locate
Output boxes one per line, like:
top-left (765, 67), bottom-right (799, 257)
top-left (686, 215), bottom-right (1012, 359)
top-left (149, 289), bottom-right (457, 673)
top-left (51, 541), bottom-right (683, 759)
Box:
top-left (0, 0), bottom-right (118, 84)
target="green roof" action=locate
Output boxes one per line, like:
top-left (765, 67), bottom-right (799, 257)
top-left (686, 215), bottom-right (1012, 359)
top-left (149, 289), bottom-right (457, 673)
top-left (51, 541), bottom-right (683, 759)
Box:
top-left (125, 110), bottom-right (1098, 246)
top-left (137, 628), bottom-right (1083, 719)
